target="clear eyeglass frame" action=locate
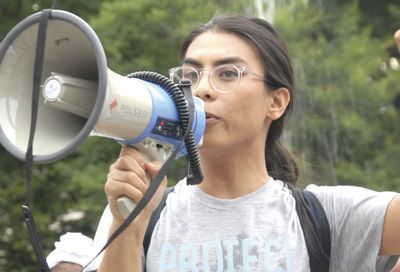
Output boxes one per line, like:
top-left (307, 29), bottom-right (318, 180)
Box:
top-left (168, 64), bottom-right (265, 93)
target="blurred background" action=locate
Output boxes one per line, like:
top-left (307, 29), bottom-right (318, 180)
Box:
top-left (0, 0), bottom-right (399, 270)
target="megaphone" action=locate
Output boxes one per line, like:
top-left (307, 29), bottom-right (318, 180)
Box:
top-left (0, 10), bottom-right (205, 215)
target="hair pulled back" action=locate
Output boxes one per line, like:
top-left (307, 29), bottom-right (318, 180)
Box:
top-left (180, 15), bottom-right (299, 185)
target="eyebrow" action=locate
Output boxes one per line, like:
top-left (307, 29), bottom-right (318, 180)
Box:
top-left (182, 56), bottom-right (248, 67)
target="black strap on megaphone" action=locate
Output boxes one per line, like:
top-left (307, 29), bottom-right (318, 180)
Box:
top-left (81, 81), bottom-right (197, 271)
top-left (21, 6), bottom-right (201, 271)
top-left (23, 8), bottom-right (52, 272)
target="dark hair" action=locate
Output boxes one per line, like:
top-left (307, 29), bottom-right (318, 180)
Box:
top-left (180, 14), bottom-right (299, 185)
top-left (180, 15), bottom-right (330, 268)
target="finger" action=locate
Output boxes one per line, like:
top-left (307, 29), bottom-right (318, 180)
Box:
top-left (145, 161), bottom-right (168, 196)
top-left (142, 161), bottom-right (168, 213)
top-left (107, 169), bottom-right (148, 194)
top-left (145, 161), bottom-right (162, 179)
top-left (110, 156), bottom-right (148, 182)
top-left (120, 146), bottom-right (147, 165)
top-left (104, 178), bottom-right (144, 204)
top-left (394, 30), bottom-right (400, 49)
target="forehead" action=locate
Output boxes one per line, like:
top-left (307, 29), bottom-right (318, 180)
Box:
top-left (184, 31), bottom-right (262, 68)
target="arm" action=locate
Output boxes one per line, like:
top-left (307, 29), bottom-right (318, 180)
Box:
top-left (380, 195), bottom-right (400, 255)
top-left (392, 258), bottom-right (400, 272)
top-left (97, 146), bottom-right (167, 272)
top-left (381, 31), bottom-right (400, 257)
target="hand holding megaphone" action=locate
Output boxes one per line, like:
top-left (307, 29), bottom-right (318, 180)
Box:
top-left (115, 139), bottom-right (172, 219)
top-left (106, 146), bottom-right (168, 221)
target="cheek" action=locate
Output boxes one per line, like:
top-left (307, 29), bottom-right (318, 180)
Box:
top-left (222, 84), bottom-right (269, 129)
top-left (242, 93), bottom-right (268, 118)
top-left (227, 96), bottom-right (267, 130)
top-left (242, 96), bottom-right (256, 109)
top-left (227, 96), bottom-right (251, 119)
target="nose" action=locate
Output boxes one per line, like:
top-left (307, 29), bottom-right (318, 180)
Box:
top-left (193, 72), bottom-right (217, 100)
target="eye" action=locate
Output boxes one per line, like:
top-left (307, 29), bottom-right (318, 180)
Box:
top-left (215, 67), bottom-right (239, 82)
top-left (182, 70), bottom-right (198, 81)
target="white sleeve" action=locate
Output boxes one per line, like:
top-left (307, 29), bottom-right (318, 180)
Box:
top-left (46, 206), bottom-right (112, 271)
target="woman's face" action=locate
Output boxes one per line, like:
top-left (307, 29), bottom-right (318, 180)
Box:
top-left (183, 31), bottom-right (278, 155)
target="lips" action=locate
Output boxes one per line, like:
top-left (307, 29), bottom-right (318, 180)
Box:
top-left (205, 112), bottom-right (218, 119)
top-left (205, 112), bottom-right (219, 125)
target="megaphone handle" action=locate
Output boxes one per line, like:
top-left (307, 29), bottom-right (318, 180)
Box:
top-left (116, 143), bottom-right (166, 218)
top-left (116, 172), bottom-right (152, 218)
top-left (117, 196), bottom-right (138, 219)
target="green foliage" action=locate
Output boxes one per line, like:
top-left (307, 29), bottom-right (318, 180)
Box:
top-left (0, 0), bottom-right (110, 40)
top-left (276, 2), bottom-right (400, 191)
top-left (89, 0), bottom-right (246, 74)
top-left (0, 0), bottom-right (399, 270)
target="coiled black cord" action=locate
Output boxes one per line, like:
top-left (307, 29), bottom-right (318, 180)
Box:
top-left (126, 71), bottom-right (203, 184)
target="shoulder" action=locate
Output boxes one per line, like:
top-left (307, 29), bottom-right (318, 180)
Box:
top-left (172, 178), bottom-right (190, 192)
top-left (304, 183), bottom-right (398, 240)
top-left (164, 178), bottom-right (192, 208)
top-left (304, 183), bottom-right (397, 209)
top-left (168, 178), bottom-right (191, 199)
top-left (304, 184), bottom-right (399, 270)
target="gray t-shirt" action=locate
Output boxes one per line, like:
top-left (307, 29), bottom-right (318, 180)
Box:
top-left (146, 178), bottom-right (399, 272)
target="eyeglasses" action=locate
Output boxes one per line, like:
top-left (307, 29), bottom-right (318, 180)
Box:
top-left (168, 64), bottom-right (265, 93)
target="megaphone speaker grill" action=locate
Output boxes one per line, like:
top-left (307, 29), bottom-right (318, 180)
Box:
top-left (0, 10), bottom-right (107, 163)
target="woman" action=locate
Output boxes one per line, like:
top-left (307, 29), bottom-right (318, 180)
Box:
top-left (95, 15), bottom-right (400, 271)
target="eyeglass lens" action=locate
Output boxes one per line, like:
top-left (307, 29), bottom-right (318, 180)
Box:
top-left (171, 65), bottom-right (241, 93)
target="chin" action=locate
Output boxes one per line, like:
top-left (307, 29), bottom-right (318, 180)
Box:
top-left (199, 137), bottom-right (229, 154)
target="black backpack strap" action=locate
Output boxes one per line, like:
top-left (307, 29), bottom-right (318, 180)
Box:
top-left (299, 190), bottom-right (331, 272)
top-left (143, 186), bottom-right (174, 256)
top-left (302, 191), bottom-right (331, 259)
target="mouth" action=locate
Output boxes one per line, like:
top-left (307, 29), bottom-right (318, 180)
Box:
top-left (205, 112), bottom-right (218, 119)
top-left (205, 112), bottom-right (219, 124)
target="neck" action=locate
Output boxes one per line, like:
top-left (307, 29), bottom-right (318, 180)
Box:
top-left (197, 146), bottom-right (269, 199)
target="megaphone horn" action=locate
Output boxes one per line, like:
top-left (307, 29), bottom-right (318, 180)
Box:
top-left (0, 10), bottom-right (108, 163)
top-left (0, 9), bottom-right (205, 164)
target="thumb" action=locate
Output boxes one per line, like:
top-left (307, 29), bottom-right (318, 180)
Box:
top-left (145, 161), bottom-right (163, 179)
top-left (145, 161), bottom-right (168, 189)
top-left (142, 161), bottom-right (168, 214)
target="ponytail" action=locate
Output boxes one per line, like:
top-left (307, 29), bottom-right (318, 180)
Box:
top-left (265, 121), bottom-right (299, 185)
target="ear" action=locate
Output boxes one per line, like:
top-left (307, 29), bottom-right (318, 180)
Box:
top-left (266, 87), bottom-right (290, 120)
